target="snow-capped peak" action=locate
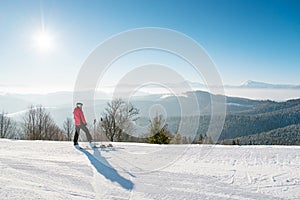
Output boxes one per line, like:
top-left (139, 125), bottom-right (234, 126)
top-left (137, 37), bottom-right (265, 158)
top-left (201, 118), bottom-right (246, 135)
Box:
top-left (240, 80), bottom-right (266, 87)
top-left (240, 80), bottom-right (300, 89)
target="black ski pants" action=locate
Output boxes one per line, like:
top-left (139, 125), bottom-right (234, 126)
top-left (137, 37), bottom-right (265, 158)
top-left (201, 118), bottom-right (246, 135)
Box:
top-left (73, 124), bottom-right (93, 144)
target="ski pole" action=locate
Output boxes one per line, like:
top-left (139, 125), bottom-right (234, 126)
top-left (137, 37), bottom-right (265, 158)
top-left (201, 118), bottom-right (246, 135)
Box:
top-left (93, 119), bottom-right (96, 146)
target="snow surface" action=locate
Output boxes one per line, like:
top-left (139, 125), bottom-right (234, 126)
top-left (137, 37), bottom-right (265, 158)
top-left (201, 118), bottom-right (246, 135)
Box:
top-left (0, 139), bottom-right (299, 199)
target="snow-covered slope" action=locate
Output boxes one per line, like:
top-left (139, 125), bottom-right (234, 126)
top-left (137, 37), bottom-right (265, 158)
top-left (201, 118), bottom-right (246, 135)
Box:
top-left (0, 139), bottom-right (299, 199)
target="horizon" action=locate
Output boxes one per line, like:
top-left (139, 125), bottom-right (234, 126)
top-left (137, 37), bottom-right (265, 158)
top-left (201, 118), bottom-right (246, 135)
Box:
top-left (1, 81), bottom-right (300, 102)
top-left (1, 79), bottom-right (300, 94)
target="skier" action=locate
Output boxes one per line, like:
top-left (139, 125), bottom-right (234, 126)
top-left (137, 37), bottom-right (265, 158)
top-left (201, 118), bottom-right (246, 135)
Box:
top-left (73, 102), bottom-right (93, 146)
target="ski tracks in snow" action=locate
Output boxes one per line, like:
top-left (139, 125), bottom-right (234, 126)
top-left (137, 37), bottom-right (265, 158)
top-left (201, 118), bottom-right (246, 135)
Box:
top-left (0, 140), bottom-right (299, 199)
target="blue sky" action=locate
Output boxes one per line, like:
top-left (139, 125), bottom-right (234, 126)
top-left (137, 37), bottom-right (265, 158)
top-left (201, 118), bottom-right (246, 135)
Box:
top-left (0, 0), bottom-right (299, 93)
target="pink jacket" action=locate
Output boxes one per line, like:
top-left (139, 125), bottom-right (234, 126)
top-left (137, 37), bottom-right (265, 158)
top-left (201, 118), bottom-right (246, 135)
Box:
top-left (73, 107), bottom-right (87, 126)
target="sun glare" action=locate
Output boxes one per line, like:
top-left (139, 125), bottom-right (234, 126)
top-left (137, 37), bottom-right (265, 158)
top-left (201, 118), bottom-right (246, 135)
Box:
top-left (34, 30), bottom-right (54, 51)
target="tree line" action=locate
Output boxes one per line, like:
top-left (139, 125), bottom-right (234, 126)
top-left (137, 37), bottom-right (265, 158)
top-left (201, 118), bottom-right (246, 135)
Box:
top-left (0, 99), bottom-right (215, 144)
top-left (0, 106), bottom-right (72, 141)
top-left (231, 124), bottom-right (300, 145)
top-left (1, 97), bottom-right (299, 145)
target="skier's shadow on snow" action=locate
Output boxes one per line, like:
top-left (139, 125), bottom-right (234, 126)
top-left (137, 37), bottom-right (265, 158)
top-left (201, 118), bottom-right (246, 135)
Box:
top-left (78, 147), bottom-right (134, 191)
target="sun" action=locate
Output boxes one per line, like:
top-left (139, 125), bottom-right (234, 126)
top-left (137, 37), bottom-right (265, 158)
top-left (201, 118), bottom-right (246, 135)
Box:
top-left (34, 30), bottom-right (54, 51)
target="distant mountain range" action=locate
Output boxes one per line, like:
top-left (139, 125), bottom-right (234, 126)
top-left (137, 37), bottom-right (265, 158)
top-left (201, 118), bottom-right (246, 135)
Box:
top-left (2, 79), bottom-right (299, 112)
top-left (179, 80), bottom-right (300, 89)
top-left (1, 82), bottom-right (300, 145)
top-left (238, 80), bottom-right (300, 89)
top-left (0, 89), bottom-right (275, 117)
top-left (161, 80), bottom-right (300, 90)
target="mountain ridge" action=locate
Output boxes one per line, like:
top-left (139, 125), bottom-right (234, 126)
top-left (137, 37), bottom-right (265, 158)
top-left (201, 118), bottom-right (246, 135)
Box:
top-left (1, 89), bottom-right (300, 145)
top-left (235, 124), bottom-right (300, 145)
top-left (239, 80), bottom-right (300, 89)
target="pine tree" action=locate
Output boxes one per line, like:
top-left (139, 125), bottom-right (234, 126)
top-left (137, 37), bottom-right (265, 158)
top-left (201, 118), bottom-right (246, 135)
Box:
top-left (198, 133), bottom-right (204, 144)
top-left (149, 114), bottom-right (170, 144)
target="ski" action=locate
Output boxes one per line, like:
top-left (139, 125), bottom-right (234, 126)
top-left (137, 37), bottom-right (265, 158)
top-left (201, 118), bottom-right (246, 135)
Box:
top-left (89, 144), bottom-right (113, 149)
top-left (74, 143), bottom-right (115, 150)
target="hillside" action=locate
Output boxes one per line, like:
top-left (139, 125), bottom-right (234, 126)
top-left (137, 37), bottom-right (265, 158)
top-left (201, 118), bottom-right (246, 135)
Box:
top-left (162, 98), bottom-right (300, 143)
top-left (0, 139), bottom-right (299, 199)
top-left (218, 99), bottom-right (300, 141)
top-left (1, 91), bottom-right (300, 144)
top-left (235, 124), bottom-right (300, 145)
top-left (240, 98), bottom-right (300, 115)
